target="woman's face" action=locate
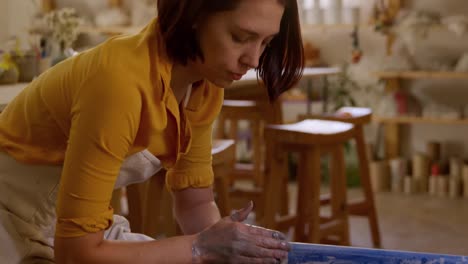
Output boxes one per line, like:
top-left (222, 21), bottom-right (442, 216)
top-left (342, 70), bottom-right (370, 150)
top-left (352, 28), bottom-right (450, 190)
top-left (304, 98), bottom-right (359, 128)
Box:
top-left (192, 0), bottom-right (284, 88)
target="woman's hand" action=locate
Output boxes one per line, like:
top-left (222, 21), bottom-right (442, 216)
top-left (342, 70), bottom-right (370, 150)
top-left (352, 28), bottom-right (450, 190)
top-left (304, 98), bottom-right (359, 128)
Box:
top-left (192, 201), bottom-right (290, 264)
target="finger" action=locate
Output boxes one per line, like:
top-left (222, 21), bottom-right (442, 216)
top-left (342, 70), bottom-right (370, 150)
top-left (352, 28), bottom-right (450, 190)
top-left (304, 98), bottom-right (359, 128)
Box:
top-left (233, 255), bottom-right (282, 264)
top-left (240, 243), bottom-right (289, 260)
top-left (244, 226), bottom-right (290, 251)
top-left (253, 235), bottom-right (290, 251)
top-left (230, 200), bottom-right (254, 222)
top-left (245, 225), bottom-right (287, 241)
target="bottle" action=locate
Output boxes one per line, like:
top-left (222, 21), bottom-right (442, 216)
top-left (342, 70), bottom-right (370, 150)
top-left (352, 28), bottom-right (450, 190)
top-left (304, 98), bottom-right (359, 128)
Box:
top-left (52, 41), bottom-right (68, 66)
top-left (428, 163), bottom-right (439, 196)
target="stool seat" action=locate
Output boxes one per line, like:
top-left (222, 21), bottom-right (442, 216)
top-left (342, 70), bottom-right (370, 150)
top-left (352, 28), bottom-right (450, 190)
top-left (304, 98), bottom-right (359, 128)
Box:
top-left (299, 107), bottom-right (371, 125)
top-left (267, 119), bottom-right (355, 145)
top-left (223, 99), bottom-right (258, 108)
top-left (335, 107), bottom-right (372, 124)
top-left (220, 100), bottom-right (264, 118)
top-left (336, 107), bottom-right (372, 117)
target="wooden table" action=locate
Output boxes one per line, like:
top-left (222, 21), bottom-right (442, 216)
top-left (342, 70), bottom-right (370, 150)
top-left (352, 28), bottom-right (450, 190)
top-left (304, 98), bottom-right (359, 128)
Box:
top-left (229, 67), bottom-right (341, 89)
top-left (0, 83), bottom-right (29, 111)
top-left (226, 67), bottom-right (341, 123)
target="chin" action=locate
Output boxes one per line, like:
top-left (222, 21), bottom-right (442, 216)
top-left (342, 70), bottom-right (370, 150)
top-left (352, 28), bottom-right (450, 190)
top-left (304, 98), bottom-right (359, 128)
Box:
top-left (207, 78), bottom-right (233, 88)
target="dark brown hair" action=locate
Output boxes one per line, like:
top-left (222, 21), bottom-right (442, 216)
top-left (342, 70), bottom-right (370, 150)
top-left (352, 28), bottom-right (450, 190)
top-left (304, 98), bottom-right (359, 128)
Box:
top-left (158, 0), bottom-right (304, 101)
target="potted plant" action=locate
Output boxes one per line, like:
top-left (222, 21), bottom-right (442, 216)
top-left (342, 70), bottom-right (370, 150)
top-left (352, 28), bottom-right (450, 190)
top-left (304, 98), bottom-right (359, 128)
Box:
top-left (43, 8), bottom-right (83, 65)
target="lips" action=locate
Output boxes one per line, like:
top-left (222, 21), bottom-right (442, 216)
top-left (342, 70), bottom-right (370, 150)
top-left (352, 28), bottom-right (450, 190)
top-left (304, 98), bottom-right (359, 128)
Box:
top-left (230, 72), bottom-right (245, 81)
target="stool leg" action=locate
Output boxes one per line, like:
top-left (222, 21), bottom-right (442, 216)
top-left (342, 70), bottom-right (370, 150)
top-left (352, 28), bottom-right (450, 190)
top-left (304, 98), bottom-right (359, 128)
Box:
top-left (161, 186), bottom-right (180, 237)
top-left (355, 126), bottom-right (381, 247)
top-left (251, 119), bottom-right (263, 187)
top-left (262, 138), bottom-right (286, 230)
top-left (229, 118), bottom-right (238, 185)
top-left (330, 146), bottom-right (350, 246)
top-left (142, 170), bottom-right (166, 238)
top-left (216, 113), bottom-right (226, 139)
top-left (299, 148), bottom-right (321, 243)
top-left (229, 118), bottom-right (238, 143)
top-left (280, 169), bottom-right (290, 216)
top-left (213, 164), bottom-right (232, 217)
top-left (126, 183), bottom-right (144, 233)
top-left (295, 152), bottom-right (306, 242)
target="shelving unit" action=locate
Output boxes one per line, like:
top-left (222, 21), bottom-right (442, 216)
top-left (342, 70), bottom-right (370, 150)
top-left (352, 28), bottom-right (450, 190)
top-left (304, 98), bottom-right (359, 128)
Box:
top-left (41, 0), bottom-right (141, 37)
top-left (301, 23), bottom-right (370, 32)
top-left (373, 116), bottom-right (468, 125)
top-left (374, 70), bottom-right (468, 159)
top-left (375, 71), bottom-right (468, 80)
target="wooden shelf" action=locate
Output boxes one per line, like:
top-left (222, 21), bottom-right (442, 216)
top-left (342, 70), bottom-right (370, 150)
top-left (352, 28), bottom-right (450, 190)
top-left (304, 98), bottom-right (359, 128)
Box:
top-left (374, 71), bottom-right (468, 80)
top-left (373, 116), bottom-right (468, 125)
top-left (301, 23), bottom-right (370, 32)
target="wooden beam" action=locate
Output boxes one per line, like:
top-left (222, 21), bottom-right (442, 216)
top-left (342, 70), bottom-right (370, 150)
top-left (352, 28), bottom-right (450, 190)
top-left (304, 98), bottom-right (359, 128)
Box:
top-left (384, 77), bottom-right (400, 92)
top-left (108, 0), bottom-right (122, 8)
top-left (385, 0), bottom-right (403, 55)
top-left (385, 123), bottom-right (400, 159)
top-left (383, 77), bottom-right (400, 159)
top-left (388, 0), bottom-right (402, 19)
top-left (41, 0), bottom-right (55, 13)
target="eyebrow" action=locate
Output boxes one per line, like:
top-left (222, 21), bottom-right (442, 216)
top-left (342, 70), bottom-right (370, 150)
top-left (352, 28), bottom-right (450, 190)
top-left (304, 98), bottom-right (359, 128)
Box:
top-left (237, 26), bottom-right (278, 39)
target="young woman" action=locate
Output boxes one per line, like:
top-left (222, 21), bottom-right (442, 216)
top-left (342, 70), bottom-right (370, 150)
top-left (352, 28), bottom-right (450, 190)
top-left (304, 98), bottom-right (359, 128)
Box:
top-left (0, 0), bottom-right (304, 263)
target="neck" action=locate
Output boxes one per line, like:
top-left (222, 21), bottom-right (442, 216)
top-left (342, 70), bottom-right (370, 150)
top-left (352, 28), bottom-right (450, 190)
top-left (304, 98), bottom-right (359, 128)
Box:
top-left (170, 62), bottom-right (202, 104)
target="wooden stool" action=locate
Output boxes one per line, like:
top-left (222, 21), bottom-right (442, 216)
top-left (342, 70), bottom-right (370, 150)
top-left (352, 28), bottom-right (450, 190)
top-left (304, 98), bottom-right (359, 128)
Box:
top-left (262, 119), bottom-right (355, 245)
top-left (212, 139), bottom-right (236, 217)
top-left (216, 100), bottom-right (289, 218)
top-left (299, 107), bottom-right (381, 247)
top-left (126, 169), bottom-right (174, 237)
top-left (216, 100), bottom-right (266, 187)
top-left (125, 139), bottom-right (236, 237)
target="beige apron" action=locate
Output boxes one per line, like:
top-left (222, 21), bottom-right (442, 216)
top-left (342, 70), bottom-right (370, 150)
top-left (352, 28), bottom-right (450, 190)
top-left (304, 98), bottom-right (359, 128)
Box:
top-left (0, 149), bottom-right (163, 263)
top-left (0, 86), bottom-right (193, 263)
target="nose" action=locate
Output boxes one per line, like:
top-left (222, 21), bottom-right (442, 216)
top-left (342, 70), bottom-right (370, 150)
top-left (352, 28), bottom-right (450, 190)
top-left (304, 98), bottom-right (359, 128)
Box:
top-left (239, 43), bottom-right (263, 70)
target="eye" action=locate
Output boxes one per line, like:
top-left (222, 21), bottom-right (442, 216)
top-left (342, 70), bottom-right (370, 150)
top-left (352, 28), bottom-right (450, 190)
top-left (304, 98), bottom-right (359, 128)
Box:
top-left (231, 34), bottom-right (249, 44)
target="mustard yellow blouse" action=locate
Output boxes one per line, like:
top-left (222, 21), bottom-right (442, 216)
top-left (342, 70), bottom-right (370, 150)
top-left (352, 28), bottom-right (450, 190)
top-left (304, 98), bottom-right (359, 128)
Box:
top-left (0, 19), bottom-right (223, 237)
